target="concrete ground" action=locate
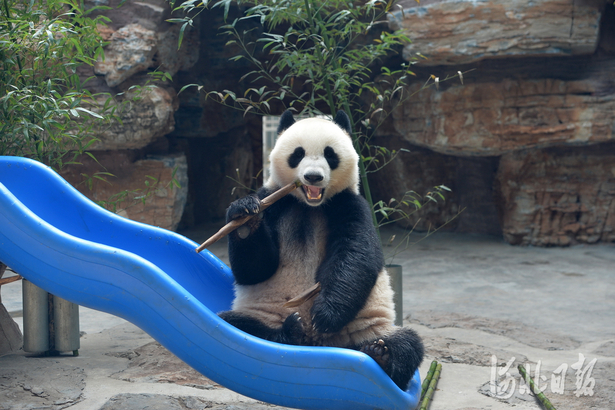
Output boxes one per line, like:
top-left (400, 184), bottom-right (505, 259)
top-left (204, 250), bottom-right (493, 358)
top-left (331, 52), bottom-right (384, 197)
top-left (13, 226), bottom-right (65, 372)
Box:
top-left (1, 225), bottom-right (614, 410)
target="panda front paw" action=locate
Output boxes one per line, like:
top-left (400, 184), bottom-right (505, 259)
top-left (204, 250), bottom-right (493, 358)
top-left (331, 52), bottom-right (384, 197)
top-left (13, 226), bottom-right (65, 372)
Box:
top-left (310, 298), bottom-right (347, 334)
top-left (226, 195), bottom-right (261, 222)
top-left (360, 339), bottom-right (391, 369)
top-left (280, 312), bottom-right (305, 345)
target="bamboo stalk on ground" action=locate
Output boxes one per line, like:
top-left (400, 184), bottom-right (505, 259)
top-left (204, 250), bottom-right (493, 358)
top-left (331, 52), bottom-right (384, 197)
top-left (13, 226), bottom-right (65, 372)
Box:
top-left (419, 361), bottom-right (441, 410)
top-left (195, 181), bottom-right (302, 253)
top-left (518, 364), bottom-right (557, 410)
top-left (420, 360), bottom-right (438, 400)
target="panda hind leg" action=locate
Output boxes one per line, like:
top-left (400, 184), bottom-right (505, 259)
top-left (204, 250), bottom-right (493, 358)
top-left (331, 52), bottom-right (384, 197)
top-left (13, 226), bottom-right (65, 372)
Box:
top-left (218, 311), bottom-right (305, 345)
top-left (358, 327), bottom-right (424, 390)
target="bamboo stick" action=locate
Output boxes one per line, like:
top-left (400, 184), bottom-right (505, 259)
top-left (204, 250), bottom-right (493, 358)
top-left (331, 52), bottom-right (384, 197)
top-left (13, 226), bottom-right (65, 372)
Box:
top-left (518, 364), bottom-right (557, 410)
top-left (195, 181), bottom-right (302, 253)
top-left (283, 282), bottom-right (321, 308)
top-left (419, 362), bottom-right (441, 410)
top-left (420, 360), bottom-right (438, 401)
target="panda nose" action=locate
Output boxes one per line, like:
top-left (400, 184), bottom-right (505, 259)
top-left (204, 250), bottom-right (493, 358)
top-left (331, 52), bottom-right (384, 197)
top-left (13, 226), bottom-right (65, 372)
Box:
top-left (304, 173), bottom-right (324, 184)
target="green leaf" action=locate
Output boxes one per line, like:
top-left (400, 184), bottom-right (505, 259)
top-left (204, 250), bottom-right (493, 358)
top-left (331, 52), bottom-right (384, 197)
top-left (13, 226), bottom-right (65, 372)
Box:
top-left (178, 22), bottom-right (188, 49)
top-left (75, 107), bottom-right (103, 118)
top-left (179, 83), bottom-right (198, 94)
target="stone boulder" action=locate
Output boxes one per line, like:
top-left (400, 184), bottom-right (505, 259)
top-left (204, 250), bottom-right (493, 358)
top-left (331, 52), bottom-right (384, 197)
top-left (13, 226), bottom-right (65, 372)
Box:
top-left (60, 152), bottom-right (189, 231)
top-left (86, 0), bottom-right (168, 31)
top-left (389, 75), bottom-right (615, 156)
top-left (496, 143), bottom-right (615, 246)
top-left (98, 25), bottom-right (199, 86)
top-left (90, 85), bottom-right (178, 151)
top-left (0, 264), bottom-right (23, 358)
top-left (389, 0), bottom-right (606, 66)
top-left (156, 24), bottom-right (200, 79)
top-left (94, 23), bottom-right (158, 87)
top-left (0, 302), bottom-right (22, 357)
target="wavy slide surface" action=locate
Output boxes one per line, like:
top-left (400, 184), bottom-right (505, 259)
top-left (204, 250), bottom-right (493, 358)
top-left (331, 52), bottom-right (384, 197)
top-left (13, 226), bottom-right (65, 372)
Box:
top-left (0, 156), bottom-right (420, 410)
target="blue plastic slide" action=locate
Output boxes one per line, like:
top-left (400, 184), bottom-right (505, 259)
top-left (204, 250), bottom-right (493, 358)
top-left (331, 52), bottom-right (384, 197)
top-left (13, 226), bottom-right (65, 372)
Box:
top-left (0, 156), bottom-right (420, 410)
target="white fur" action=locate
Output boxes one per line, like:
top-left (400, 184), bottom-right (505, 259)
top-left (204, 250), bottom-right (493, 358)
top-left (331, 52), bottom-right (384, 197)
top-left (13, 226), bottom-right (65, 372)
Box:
top-left (265, 117), bottom-right (360, 204)
top-left (232, 207), bottom-right (327, 327)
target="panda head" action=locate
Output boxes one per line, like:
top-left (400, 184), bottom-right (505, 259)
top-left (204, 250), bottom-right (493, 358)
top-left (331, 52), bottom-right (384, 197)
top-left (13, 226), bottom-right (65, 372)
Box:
top-left (265, 110), bottom-right (359, 206)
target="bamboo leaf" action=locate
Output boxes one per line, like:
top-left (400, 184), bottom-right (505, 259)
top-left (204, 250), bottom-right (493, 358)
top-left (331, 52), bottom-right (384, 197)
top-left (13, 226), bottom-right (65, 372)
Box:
top-left (178, 22), bottom-right (188, 49)
top-left (75, 107), bottom-right (103, 118)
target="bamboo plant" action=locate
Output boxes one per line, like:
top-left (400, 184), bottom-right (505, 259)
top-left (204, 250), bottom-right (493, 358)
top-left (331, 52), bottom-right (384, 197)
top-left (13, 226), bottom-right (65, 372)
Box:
top-left (169, 0), bottom-right (460, 231)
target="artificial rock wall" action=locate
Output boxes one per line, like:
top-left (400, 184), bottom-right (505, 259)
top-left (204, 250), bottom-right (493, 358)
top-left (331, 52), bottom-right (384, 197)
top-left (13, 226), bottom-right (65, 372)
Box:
top-left (80, 0), bottom-right (614, 246)
top-left (62, 0), bottom-right (194, 231)
top-left (368, 0), bottom-right (615, 245)
top-left (66, 0), bottom-right (258, 231)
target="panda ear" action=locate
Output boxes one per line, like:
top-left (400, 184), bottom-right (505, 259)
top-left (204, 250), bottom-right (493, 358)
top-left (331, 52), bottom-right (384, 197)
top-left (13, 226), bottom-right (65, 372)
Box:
top-left (278, 110), bottom-right (296, 134)
top-left (333, 110), bottom-right (352, 135)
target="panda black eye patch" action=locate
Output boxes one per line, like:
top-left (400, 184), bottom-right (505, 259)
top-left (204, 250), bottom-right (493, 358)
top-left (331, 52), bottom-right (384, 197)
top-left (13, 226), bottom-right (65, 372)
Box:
top-left (324, 146), bottom-right (339, 170)
top-left (287, 147), bottom-right (305, 168)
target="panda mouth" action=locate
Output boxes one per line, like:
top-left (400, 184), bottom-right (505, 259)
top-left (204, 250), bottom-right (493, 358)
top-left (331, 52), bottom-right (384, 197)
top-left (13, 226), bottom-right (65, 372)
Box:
top-left (303, 185), bottom-right (324, 203)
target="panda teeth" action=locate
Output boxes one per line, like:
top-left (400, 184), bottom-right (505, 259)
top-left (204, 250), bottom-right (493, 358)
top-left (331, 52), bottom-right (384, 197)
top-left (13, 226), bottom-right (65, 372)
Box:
top-left (304, 185), bottom-right (323, 201)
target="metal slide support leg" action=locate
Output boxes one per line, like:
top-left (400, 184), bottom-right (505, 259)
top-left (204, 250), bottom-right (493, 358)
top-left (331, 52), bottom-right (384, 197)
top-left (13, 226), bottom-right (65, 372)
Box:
top-left (53, 295), bottom-right (80, 355)
top-left (387, 265), bottom-right (404, 327)
top-left (22, 279), bottom-right (49, 353)
top-left (22, 279), bottom-right (80, 355)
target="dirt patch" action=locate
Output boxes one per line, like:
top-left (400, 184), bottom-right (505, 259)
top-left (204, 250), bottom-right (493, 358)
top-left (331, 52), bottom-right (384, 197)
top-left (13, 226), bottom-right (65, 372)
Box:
top-left (99, 393), bottom-right (288, 410)
top-left (410, 310), bottom-right (581, 350)
top-left (0, 355), bottom-right (84, 409)
top-left (109, 342), bottom-right (219, 390)
top-left (424, 335), bottom-right (529, 367)
top-left (593, 340), bottom-right (615, 357)
top-left (548, 360), bottom-right (615, 410)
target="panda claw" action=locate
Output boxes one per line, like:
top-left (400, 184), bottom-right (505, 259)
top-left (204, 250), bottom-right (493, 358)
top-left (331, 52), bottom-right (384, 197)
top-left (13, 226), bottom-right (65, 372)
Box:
top-left (360, 339), bottom-right (391, 369)
top-left (281, 312), bottom-right (305, 345)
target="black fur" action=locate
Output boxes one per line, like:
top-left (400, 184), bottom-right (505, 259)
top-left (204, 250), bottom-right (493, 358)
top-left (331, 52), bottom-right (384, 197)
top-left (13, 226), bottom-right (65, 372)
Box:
top-left (279, 109), bottom-right (351, 136)
top-left (219, 311), bottom-right (305, 345)
top-left (225, 188), bottom-right (282, 285)
top-left (333, 110), bottom-right (352, 135)
top-left (324, 146), bottom-right (339, 170)
top-left (312, 190), bottom-right (382, 333)
top-left (357, 328), bottom-right (424, 390)
top-left (287, 147), bottom-right (305, 168)
top-left (278, 109), bottom-right (296, 134)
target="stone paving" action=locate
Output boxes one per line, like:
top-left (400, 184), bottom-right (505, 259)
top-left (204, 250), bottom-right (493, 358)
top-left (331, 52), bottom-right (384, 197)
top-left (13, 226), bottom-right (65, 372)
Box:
top-left (1, 225), bottom-right (614, 410)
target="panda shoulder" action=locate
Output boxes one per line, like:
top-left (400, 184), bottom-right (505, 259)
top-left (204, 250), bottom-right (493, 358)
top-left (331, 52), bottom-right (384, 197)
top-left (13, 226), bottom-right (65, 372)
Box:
top-left (325, 189), bottom-right (372, 220)
top-left (329, 189), bottom-right (370, 207)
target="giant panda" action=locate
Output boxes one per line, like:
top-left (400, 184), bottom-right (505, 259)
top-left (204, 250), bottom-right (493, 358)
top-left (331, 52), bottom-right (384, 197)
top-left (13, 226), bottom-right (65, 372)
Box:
top-left (218, 109), bottom-right (423, 390)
